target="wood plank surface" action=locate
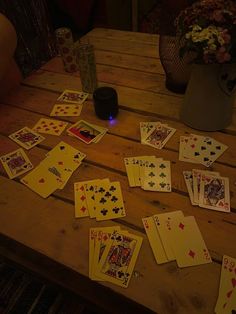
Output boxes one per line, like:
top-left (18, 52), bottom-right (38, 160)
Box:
top-left (0, 28), bottom-right (236, 314)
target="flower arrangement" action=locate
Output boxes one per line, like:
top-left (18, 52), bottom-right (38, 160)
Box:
top-left (176, 0), bottom-right (236, 64)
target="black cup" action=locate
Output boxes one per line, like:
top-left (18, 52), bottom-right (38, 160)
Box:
top-left (93, 87), bottom-right (119, 120)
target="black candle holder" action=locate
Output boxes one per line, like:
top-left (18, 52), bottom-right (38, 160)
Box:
top-left (93, 87), bottom-right (119, 120)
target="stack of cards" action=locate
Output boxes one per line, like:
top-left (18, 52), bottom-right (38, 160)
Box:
top-left (74, 179), bottom-right (126, 220)
top-left (89, 226), bottom-right (142, 288)
top-left (142, 210), bottom-right (212, 268)
top-left (140, 121), bottom-right (176, 149)
top-left (21, 141), bottom-right (86, 198)
top-left (33, 118), bottom-right (68, 136)
top-left (0, 148), bottom-right (33, 179)
top-left (9, 126), bottom-right (45, 150)
top-left (67, 120), bottom-right (107, 144)
top-left (179, 134), bottom-right (228, 167)
top-left (50, 89), bottom-right (89, 117)
top-left (215, 255), bottom-right (236, 314)
top-left (124, 156), bottom-right (171, 192)
top-left (183, 169), bottom-right (230, 213)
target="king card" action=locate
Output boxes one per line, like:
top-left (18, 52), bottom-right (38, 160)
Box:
top-left (0, 148), bottom-right (33, 179)
top-left (9, 127), bottom-right (45, 150)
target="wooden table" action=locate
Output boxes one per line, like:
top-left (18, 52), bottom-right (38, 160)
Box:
top-left (0, 28), bottom-right (236, 314)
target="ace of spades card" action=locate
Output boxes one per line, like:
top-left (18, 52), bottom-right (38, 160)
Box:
top-left (95, 181), bottom-right (126, 221)
top-left (9, 127), bottom-right (45, 150)
top-left (95, 230), bottom-right (143, 288)
top-left (0, 148), bottom-right (33, 179)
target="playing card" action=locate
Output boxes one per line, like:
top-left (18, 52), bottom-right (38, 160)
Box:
top-left (139, 156), bottom-right (161, 188)
top-left (46, 141), bottom-right (86, 164)
top-left (9, 127), bottom-right (45, 150)
top-left (143, 123), bottom-right (176, 149)
top-left (179, 136), bottom-right (197, 163)
top-left (95, 230), bottom-right (143, 288)
top-left (33, 118), bottom-right (68, 136)
top-left (153, 210), bottom-right (184, 261)
top-left (215, 255), bottom-right (236, 314)
top-left (192, 169), bottom-right (219, 205)
top-left (0, 148), bottom-right (33, 179)
top-left (50, 104), bottom-right (82, 117)
top-left (143, 160), bottom-right (171, 192)
top-left (140, 122), bottom-right (158, 144)
top-left (91, 226), bottom-right (120, 281)
top-left (183, 135), bottom-right (228, 167)
top-left (21, 163), bottom-right (64, 198)
top-left (67, 120), bottom-right (103, 144)
top-left (124, 157), bottom-right (135, 187)
top-left (183, 171), bottom-right (197, 206)
top-left (142, 216), bottom-right (168, 264)
top-left (89, 228), bottom-right (101, 280)
top-left (95, 181), bottom-right (126, 221)
top-left (199, 174), bottom-right (230, 213)
top-left (169, 216), bottom-right (212, 267)
top-left (57, 89), bottom-right (88, 104)
top-left (74, 182), bottom-right (89, 218)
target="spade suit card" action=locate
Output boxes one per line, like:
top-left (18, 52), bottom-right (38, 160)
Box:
top-left (0, 148), bottom-right (33, 179)
top-left (183, 135), bottom-right (228, 167)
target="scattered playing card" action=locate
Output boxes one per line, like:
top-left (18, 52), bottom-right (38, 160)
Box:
top-left (199, 173), bottom-right (230, 213)
top-left (57, 89), bottom-right (88, 104)
top-left (124, 156), bottom-right (171, 192)
top-left (9, 127), bottom-right (45, 150)
top-left (143, 210), bottom-right (212, 268)
top-left (94, 229), bottom-right (143, 288)
top-left (50, 104), bottom-right (82, 117)
top-left (215, 255), bottom-right (236, 314)
top-left (141, 122), bottom-right (176, 149)
top-left (0, 148), bottom-right (33, 179)
top-left (33, 118), bottom-right (68, 136)
top-left (179, 134), bottom-right (228, 167)
top-left (67, 120), bottom-right (107, 144)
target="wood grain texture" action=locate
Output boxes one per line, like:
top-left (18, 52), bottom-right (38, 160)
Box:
top-left (0, 28), bottom-right (236, 314)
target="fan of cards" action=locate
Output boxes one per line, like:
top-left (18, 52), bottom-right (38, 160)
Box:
top-left (215, 255), bottom-right (236, 314)
top-left (142, 210), bottom-right (212, 268)
top-left (179, 134), bottom-right (228, 167)
top-left (67, 119), bottom-right (108, 144)
top-left (89, 226), bottom-right (142, 288)
top-left (50, 89), bottom-right (89, 117)
top-left (140, 121), bottom-right (176, 149)
top-left (124, 156), bottom-right (171, 192)
top-left (74, 179), bottom-right (126, 221)
top-left (20, 141), bottom-right (86, 198)
top-left (183, 169), bottom-right (230, 213)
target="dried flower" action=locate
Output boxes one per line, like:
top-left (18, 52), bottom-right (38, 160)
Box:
top-left (176, 0), bottom-right (236, 64)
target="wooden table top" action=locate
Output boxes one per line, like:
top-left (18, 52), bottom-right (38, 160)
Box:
top-left (0, 28), bottom-right (236, 314)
